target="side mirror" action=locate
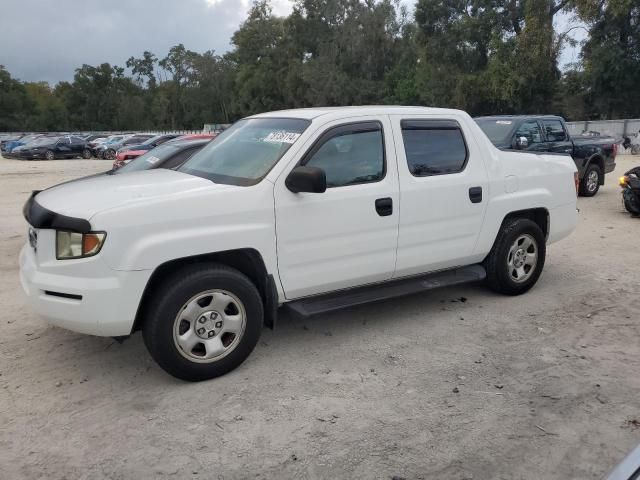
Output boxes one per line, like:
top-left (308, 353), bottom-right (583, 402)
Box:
top-left (516, 136), bottom-right (529, 149)
top-left (286, 166), bottom-right (327, 193)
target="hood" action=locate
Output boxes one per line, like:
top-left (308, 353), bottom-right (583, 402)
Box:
top-left (35, 169), bottom-right (227, 219)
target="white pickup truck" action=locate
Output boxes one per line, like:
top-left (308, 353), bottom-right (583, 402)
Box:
top-left (20, 107), bottom-right (578, 381)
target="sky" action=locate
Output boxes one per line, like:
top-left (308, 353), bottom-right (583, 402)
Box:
top-left (0, 0), bottom-right (582, 85)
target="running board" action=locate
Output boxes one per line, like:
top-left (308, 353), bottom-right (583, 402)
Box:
top-left (284, 264), bottom-right (486, 318)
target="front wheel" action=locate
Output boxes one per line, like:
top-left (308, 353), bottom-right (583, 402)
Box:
top-left (44, 150), bottom-right (55, 160)
top-left (579, 164), bottom-right (602, 197)
top-left (623, 190), bottom-right (640, 215)
top-left (82, 149), bottom-right (91, 159)
top-left (485, 218), bottom-right (546, 295)
top-left (142, 264), bottom-right (263, 381)
top-left (104, 149), bottom-right (116, 160)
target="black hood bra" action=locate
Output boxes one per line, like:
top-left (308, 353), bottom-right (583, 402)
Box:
top-left (23, 191), bottom-right (92, 233)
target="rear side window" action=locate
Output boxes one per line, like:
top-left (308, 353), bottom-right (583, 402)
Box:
top-left (541, 119), bottom-right (567, 142)
top-left (401, 120), bottom-right (467, 176)
top-left (303, 122), bottom-right (385, 187)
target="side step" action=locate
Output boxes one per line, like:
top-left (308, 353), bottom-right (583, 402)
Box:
top-left (284, 264), bottom-right (486, 318)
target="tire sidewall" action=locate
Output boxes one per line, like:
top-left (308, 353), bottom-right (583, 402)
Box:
top-left (143, 266), bottom-right (263, 381)
top-left (491, 219), bottom-right (546, 294)
top-left (580, 164), bottom-right (602, 197)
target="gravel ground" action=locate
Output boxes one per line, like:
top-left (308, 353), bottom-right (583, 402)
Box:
top-left (0, 155), bottom-right (639, 480)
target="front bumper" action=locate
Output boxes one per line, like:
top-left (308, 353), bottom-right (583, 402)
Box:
top-left (19, 242), bottom-right (152, 337)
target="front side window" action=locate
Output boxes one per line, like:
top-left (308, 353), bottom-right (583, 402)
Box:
top-left (303, 122), bottom-right (384, 188)
top-left (541, 119), bottom-right (567, 142)
top-left (515, 121), bottom-right (543, 144)
top-left (401, 120), bottom-right (467, 176)
top-left (180, 118), bottom-right (310, 185)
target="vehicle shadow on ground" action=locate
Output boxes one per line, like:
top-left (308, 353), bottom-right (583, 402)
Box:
top-left (56, 281), bottom-right (494, 385)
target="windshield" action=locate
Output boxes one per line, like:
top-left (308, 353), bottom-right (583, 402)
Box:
top-left (114, 143), bottom-right (185, 174)
top-left (179, 118), bottom-right (310, 185)
top-left (475, 119), bottom-right (515, 145)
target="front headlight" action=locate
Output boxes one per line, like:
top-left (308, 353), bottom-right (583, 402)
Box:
top-left (56, 231), bottom-right (106, 260)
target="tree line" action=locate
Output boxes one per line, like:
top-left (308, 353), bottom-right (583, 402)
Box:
top-left (1, 0), bottom-right (638, 132)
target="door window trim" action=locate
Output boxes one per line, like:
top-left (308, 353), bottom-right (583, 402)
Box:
top-left (298, 120), bottom-right (387, 188)
top-left (399, 119), bottom-right (469, 177)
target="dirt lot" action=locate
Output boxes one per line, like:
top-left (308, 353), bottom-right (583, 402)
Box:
top-left (0, 155), bottom-right (639, 480)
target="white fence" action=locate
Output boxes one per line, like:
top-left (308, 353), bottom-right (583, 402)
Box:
top-left (566, 119), bottom-right (640, 139)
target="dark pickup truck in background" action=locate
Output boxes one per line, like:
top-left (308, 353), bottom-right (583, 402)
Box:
top-left (475, 115), bottom-right (617, 196)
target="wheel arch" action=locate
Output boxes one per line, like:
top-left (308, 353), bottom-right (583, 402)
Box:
top-left (131, 248), bottom-right (278, 334)
top-left (499, 208), bottom-right (550, 241)
top-left (586, 154), bottom-right (605, 184)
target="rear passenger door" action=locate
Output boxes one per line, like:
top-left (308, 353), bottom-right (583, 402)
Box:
top-left (390, 115), bottom-right (488, 278)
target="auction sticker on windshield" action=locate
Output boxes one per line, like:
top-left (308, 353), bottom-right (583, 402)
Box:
top-left (496, 120), bottom-right (512, 125)
top-left (145, 156), bottom-right (160, 164)
top-left (263, 131), bottom-right (301, 144)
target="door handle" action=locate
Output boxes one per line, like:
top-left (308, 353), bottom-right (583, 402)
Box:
top-left (375, 197), bottom-right (393, 216)
top-left (469, 187), bottom-right (483, 203)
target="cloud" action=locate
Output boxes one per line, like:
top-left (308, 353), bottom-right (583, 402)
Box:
top-left (0, 0), bottom-right (268, 83)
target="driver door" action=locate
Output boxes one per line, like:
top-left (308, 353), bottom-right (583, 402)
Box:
top-left (274, 116), bottom-right (400, 299)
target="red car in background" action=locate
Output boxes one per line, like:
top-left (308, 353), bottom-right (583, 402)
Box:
top-left (114, 147), bottom-right (149, 168)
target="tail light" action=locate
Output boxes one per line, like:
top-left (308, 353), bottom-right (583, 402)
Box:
top-left (574, 172), bottom-right (579, 195)
top-left (612, 143), bottom-right (618, 158)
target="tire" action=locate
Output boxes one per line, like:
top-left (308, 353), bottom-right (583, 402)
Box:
top-left (142, 263), bottom-right (263, 381)
top-left (44, 150), bottom-right (55, 161)
top-left (623, 190), bottom-right (640, 215)
top-left (104, 149), bottom-right (116, 160)
top-left (82, 149), bottom-right (91, 159)
top-left (631, 145), bottom-right (640, 155)
top-left (485, 218), bottom-right (546, 296)
top-left (579, 164), bottom-right (602, 197)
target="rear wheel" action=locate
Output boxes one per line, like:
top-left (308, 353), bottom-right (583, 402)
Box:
top-left (579, 164), bottom-right (602, 197)
top-left (142, 263), bottom-right (263, 381)
top-left (44, 150), bottom-right (55, 160)
top-left (485, 218), bottom-right (546, 295)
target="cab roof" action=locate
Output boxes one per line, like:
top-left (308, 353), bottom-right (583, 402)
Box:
top-left (249, 106), bottom-right (467, 121)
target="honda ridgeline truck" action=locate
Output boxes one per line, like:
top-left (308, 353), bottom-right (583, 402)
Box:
top-left (20, 107), bottom-right (578, 381)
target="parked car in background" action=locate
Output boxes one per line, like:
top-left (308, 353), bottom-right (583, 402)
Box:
top-left (97, 134), bottom-right (155, 160)
top-left (15, 135), bottom-right (91, 160)
top-left (20, 106), bottom-right (578, 380)
top-left (2, 134), bottom-right (41, 156)
top-left (1, 134), bottom-right (24, 152)
top-left (475, 115), bottom-right (617, 196)
top-left (114, 134), bottom-right (183, 163)
top-left (90, 135), bottom-right (128, 158)
top-left (112, 139), bottom-right (209, 171)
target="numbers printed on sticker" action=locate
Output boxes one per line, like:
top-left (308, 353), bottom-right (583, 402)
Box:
top-left (263, 131), bottom-right (301, 144)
